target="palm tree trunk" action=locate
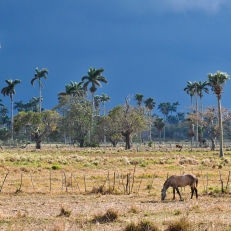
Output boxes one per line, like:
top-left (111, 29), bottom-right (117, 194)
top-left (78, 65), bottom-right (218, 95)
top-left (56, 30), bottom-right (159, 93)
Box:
top-left (218, 98), bottom-right (224, 157)
top-left (11, 95), bottom-right (13, 141)
top-left (195, 91), bottom-right (198, 148)
top-left (39, 78), bottom-right (42, 113)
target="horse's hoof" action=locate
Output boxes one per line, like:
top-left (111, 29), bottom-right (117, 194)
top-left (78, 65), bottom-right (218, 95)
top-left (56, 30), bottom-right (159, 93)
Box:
top-left (179, 198), bottom-right (184, 201)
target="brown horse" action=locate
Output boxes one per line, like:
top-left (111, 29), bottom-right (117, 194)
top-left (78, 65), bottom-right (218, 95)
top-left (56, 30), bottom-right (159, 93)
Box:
top-left (161, 174), bottom-right (198, 201)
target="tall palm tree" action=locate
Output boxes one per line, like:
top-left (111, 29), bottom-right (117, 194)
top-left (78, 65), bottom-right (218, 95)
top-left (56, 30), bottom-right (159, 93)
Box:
top-left (169, 102), bottom-right (180, 114)
top-left (100, 93), bottom-right (111, 116)
top-left (158, 102), bottom-right (171, 142)
top-left (135, 94), bottom-right (144, 108)
top-left (1, 79), bottom-right (21, 140)
top-left (81, 67), bottom-right (107, 112)
top-left (197, 81), bottom-right (209, 111)
top-left (208, 71), bottom-right (230, 157)
top-left (94, 95), bottom-right (101, 116)
top-left (31, 67), bottom-right (49, 113)
top-left (144, 97), bottom-right (156, 141)
top-left (184, 81), bottom-right (195, 105)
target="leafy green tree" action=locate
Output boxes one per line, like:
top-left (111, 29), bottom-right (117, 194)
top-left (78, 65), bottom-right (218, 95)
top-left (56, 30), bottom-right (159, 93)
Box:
top-left (1, 79), bottom-right (21, 140)
top-left (208, 71), bottom-right (230, 157)
top-left (81, 67), bottom-right (108, 112)
top-left (14, 110), bottom-right (60, 149)
top-left (31, 67), bottom-right (49, 113)
top-left (108, 102), bottom-right (147, 149)
top-left (58, 97), bottom-right (93, 147)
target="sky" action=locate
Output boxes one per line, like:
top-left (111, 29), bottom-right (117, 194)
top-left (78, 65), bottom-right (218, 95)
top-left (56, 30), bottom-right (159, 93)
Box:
top-left (1, 0), bottom-right (231, 116)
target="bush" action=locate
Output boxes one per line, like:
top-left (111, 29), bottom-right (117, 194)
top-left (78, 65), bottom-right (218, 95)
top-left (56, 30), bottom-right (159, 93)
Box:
top-left (124, 220), bottom-right (160, 231)
top-left (93, 208), bottom-right (118, 223)
top-left (165, 217), bottom-right (192, 231)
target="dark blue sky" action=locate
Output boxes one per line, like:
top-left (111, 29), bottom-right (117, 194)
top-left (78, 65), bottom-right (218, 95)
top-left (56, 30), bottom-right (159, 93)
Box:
top-left (1, 0), bottom-right (231, 115)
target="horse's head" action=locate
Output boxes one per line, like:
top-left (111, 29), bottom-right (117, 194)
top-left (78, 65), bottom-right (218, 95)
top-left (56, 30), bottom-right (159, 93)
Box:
top-left (161, 189), bottom-right (166, 200)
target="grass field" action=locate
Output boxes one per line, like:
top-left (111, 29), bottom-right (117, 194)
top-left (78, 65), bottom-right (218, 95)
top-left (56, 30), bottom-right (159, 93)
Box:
top-left (0, 145), bottom-right (231, 230)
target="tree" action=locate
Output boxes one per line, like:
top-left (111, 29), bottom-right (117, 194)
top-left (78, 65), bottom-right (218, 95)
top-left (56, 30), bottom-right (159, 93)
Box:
top-left (184, 81), bottom-right (195, 105)
top-left (58, 97), bottom-right (93, 147)
top-left (81, 67), bottom-right (108, 112)
top-left (207, 71), bottom-right (230, 157)
top-left (0, 99), bottom-right (3, 107)
top-left (94, 95), bottom-right (101, 116)
top-left (197, 81), bottom-right (209, 111)
top-left (14, 110), bottom-right (60, 149)
top-left (187, 106), bottom-right (231, 151)
top-left (153, 117), bottom-right (165, 143)
top-left (58, 81), bottom-right (85, 99)
top-left (144, 97), bottom-right (156, 141)
top-left (135, 94), bottom-right (144, 108)
top-left (31, 67), bottom-right (49, 113)
top-left (108, 101), bottom-right (147, 149)
top-left (158, 102), bottom-right (171, 142)
top-left (1, 79), bottom-right (21, 140)
top-left (100, 93), bottom-right (111, 116)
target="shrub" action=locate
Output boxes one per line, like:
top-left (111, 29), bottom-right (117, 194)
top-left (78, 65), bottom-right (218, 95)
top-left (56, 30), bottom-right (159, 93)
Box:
top-left (124, 220), bottom-right (160, 231)
top-left (165, 217), bottom-right (192, 231)
top-left (93, 208), bottom-right (118, 223)
top-left (52, 165), bottom-right (61, 170)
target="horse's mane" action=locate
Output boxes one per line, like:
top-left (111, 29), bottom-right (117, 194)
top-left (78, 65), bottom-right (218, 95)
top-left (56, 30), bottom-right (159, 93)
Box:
top-left (163, 175), bottom-right (175, 187)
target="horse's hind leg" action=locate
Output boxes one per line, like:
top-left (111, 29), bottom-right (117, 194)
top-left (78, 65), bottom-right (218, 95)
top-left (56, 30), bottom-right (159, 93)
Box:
top-left (172, 188), bottom-right (176, 200)
top-left (195, 187), bottom-right (198, 198)
top-left (176, 187), bottom-right (182, 200)
top-left (190, 187), bottom-right (194, 199)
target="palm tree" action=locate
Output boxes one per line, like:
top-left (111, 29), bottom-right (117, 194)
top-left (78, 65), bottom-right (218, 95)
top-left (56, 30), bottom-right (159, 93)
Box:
top-left (135, 94), bottom-right (144, 108)
top-left (184, 81), bottom-right (196, 105)
top-left (81, 67), bottom-right (107, 112)
top-left (14, 100), bottom-right (24, 112)
top-left (1, 79), bottom-right (21, 140)
top-left (94, 95), bottom-right (101, 116)
top-left (154, 117), bottom-right (165, 143)
top-left (100, 93), bottom-right (111, 116)
top-left (0, 99), bottom-right (4, 107)
top-left (169, 102), bottom-right (180, 114)
top-left (208, 71), bottom-right (230, 157)
top-left (158, 102), bottom-right (171, 142)
top-left (58, 81), bottom-right (85, 99)
top-left (31, 67), bottom-right (49, 113)
top-left (197, 81), bottom-right (209, 111)
top-left (144, 97), bottom-right (156, 141)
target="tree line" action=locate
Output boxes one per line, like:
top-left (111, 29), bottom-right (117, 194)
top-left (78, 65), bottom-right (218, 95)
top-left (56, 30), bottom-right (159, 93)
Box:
top-left (0, 68), bottom-right (230, 156)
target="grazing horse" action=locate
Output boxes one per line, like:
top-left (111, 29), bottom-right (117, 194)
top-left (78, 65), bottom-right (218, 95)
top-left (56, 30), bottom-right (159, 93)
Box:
top-left (161, 174), bottom-right (198, 201)
top-left (176, 144), bottom-right (183, 151)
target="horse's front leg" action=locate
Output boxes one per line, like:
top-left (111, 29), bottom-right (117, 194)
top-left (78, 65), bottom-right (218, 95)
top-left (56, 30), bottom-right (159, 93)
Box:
top-left (172, 188), bottom-right (176, 200)
top-left (176, 187), bottom-right (183, 200)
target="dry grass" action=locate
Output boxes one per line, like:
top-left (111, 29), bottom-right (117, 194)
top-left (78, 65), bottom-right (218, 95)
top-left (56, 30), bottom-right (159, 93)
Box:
top-left (0, 146), bottom-right (231, 230)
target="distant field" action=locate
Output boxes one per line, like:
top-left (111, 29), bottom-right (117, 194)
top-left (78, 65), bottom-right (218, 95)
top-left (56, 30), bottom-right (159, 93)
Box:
top-left (0, 146), bottom-right (231, 230)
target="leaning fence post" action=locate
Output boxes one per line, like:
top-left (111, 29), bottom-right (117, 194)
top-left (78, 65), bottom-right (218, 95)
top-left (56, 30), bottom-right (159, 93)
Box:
top-left (0, 171), bottom-right (9, 193)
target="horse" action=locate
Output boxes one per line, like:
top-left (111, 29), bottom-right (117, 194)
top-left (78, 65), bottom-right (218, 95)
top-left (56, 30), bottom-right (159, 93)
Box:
top-left (161, 174), bottom-right (198, 201)
top-left (176, 144), bottom-right (183, 151)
